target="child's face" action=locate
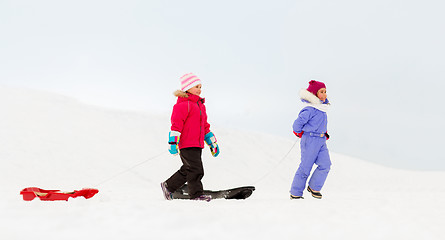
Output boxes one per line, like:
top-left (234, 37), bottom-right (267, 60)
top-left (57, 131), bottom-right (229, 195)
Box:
top-left (187, 84), bottom-right (202, 96)
top-left (317, 88), bottom-right (327, 102)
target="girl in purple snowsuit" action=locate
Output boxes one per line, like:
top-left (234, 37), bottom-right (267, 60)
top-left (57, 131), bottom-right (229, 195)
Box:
top-left (290, 80), bottom-right (331, 199)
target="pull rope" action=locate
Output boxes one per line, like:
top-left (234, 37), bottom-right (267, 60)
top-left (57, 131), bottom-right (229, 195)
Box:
top-left (252, 139), bottom-right (299, 185)
top-left (94, 151), bottom-right (167, 187)
top-left (93, 140), bottom-right (298, 187)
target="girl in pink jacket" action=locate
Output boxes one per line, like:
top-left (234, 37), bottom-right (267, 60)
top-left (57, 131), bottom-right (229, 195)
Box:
top-left (161, 73), bottom-right (219, 201)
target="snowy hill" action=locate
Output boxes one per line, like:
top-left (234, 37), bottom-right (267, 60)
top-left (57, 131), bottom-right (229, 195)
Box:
top-left (1, 86), bottom-right (444, 240)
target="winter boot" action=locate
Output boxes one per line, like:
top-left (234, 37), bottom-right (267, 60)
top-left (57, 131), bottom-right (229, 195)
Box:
top-left (192, 195), bottom-right (212, 202)
top-left (307, 186), bottom-right (322, 199)
top-left (161, 182), bottom-right (173, 200)
top-left (290, 194), bottom-right (304, 199)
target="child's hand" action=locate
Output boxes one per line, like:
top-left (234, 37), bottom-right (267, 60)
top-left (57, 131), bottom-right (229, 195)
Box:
top-left (293, 131), bottom-right (304, 138)
top-left (168, 143), bottom-right (179, 155)
top-left (204, 132), bottom-right (220, 157)
top-left (209, 143), bottom-right (220, 157)
top-left (168, 131), bottom-right (181, 155)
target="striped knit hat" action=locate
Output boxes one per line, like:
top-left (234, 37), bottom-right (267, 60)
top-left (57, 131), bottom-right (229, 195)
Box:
top-left (180, 73), bottom-right (202, 92)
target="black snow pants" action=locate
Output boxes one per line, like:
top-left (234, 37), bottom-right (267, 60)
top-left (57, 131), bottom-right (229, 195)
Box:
top-left (165, 147), bottom-right (204, 199)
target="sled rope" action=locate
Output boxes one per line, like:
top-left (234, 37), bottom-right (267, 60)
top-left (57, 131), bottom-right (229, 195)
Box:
top-left (252, 139), bottom-right (299, 184)
top-left (94, 151), bottom-right (167, 187)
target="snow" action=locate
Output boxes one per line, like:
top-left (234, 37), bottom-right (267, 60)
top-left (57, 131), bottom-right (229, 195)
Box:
top-left (1, 86), bottom-right (444, 240)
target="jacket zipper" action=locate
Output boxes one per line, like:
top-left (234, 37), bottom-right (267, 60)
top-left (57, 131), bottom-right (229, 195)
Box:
top-left (197, 101), bottom-right (202, 146)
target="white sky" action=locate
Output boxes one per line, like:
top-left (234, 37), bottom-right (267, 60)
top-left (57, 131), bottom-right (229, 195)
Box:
top-left (1, 0), bottom-right (445, 170)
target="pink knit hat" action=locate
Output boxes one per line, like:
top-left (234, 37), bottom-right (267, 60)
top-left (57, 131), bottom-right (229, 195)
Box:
top-left (180, 73), bottom-right (202, 92)
top-left (307, 80), bottom-right (326, 96)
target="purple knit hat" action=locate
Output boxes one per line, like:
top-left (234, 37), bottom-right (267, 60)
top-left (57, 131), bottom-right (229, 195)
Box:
top-left (307, 80), bottom-right (326, 96)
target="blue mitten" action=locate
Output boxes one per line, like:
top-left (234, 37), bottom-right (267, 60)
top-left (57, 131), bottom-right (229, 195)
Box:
top-left (168, 131), bottom-right (181, 155)
top-left (204, 132), bottom-right (220, 157)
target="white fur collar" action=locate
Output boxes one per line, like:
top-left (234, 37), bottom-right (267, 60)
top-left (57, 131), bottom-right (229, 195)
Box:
top-left (299, 89), bottom-right (330, 112)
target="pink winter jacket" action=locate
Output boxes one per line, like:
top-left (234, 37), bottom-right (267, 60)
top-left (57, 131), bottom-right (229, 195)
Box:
top-left (171, 94), bottom-right (211, 149)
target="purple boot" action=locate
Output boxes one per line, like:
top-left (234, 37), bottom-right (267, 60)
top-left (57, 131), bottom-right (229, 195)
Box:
top-left (192, 195), bottom-right (212, 202)
top-left (160, 182), bottom-right (173, 200)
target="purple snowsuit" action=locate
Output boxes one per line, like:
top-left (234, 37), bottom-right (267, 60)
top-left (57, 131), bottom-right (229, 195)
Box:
top-left (290, 92), bottom-right (331, 197)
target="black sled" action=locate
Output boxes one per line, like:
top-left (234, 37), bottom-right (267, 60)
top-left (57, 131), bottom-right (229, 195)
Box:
top-left (171, 184), bottom-right (255, 200)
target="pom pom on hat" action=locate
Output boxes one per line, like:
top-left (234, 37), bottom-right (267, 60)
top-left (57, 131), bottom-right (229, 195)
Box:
top-left (180, 73), bottom-right (202, 92)
top-left (307, 80), bottom-right (326, 96)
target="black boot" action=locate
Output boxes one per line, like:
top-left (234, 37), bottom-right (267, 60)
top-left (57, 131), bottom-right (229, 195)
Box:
top-left (307, 186), bottom-right (322, 199)
top-left (290, 194), bottom-right (304, 199)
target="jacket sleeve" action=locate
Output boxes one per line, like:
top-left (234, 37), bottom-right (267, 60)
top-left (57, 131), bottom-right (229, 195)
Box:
top-left (171, 102), bottom-right (188, 132)
top-left (292, 107), bottom-right (311, 133)
top-left (204, 121), bottom-right (211, 135)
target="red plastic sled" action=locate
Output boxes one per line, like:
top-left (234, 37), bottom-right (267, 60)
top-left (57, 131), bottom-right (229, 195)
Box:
top-left (20, 187), bottom-right (99, 201)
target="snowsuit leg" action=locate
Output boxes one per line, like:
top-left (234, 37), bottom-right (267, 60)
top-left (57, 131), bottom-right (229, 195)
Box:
top-left (308, 143), bottom-right (331, 191)
top-left (290, 135), bottom-right (331, 196)
top-left (165, 147), bottom-right (204, 199)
